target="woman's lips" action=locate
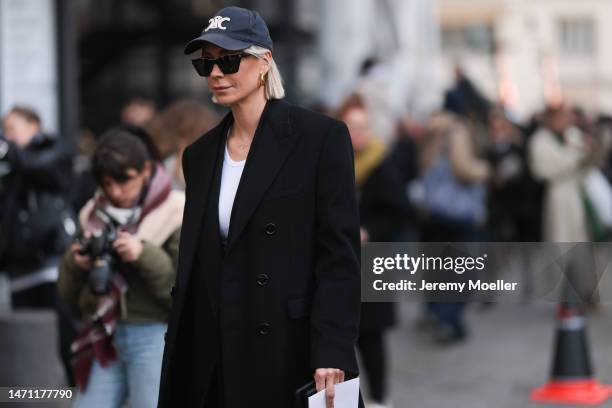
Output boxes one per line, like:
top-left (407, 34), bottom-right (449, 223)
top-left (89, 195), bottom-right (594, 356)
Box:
top-left (213, 86), bottom-right (231, 92)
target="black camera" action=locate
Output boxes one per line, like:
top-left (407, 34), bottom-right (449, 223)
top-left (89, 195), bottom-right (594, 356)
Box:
top-left (78, 223), bottom-right (118, 295)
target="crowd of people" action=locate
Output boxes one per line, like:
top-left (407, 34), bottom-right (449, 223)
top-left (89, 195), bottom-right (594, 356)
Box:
top-left (316, 69), bottom-right (612, 407)
top-left (0, 99), bottom-right (218, 403)
top-left (2, 66), bottom-right (612, 407)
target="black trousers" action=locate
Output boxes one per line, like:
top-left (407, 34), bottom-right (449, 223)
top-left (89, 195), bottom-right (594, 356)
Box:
top-left (357, 330), bottom-right (386, 403)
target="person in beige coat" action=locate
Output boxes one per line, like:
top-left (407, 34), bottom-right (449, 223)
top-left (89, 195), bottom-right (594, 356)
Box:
top-left (528, 105), bottom-right (593, 242)
top-left (528, 105), bottom-right (600, 304)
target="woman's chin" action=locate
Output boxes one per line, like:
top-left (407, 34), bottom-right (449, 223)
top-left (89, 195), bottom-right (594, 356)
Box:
top-left (213, 93), bottom-right (237, 106)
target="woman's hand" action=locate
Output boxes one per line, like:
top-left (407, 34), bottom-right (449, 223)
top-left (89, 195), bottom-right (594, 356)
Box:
top-left (113, 231), bottom-right (143, 262)
top-left (314, 368), bottom-right (345, 408)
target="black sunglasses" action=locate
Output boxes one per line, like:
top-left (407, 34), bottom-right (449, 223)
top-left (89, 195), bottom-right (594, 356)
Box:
top-left (192, 53), bottom-right (250, 77)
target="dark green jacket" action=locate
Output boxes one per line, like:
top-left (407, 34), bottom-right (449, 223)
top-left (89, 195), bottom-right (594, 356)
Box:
top-left (58, 228), bottom-right (180, 323)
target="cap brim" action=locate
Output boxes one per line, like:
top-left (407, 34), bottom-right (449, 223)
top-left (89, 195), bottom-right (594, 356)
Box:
top-left (183, 33), bottom-right (251, 55)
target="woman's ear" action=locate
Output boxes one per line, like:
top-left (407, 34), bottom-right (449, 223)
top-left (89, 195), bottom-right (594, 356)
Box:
top-left (262, 51), bottom-right (273, 74)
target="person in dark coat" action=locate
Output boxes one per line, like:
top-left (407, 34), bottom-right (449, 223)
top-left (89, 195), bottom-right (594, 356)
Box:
top-left (486, 107), bottom-right (543, 243)
top-left (0, 105), bottom-right (76, 385)
top-left (158, 7), bottom-right (362, 408)
top-left (338, 95), bottom-right (412, 408)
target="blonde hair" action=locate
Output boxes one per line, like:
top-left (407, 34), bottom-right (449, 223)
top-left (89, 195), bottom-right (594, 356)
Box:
top-left (244, 45), bottom-right (285, 100)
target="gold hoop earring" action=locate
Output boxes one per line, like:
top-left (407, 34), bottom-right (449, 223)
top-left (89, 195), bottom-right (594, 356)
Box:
top-left (260, 73), bottom-right (266, 87)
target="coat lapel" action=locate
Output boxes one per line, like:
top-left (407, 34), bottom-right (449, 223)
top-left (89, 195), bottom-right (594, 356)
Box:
top-left (177, 114), bottom-right (229, 292)
top-left (225, 99), bottom-right (297, 255)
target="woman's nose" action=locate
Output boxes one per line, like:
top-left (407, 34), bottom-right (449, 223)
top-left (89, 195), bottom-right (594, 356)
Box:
top-left (108, 184), bottom-right (123, 199)
top-left (210, 62), bottom-right (224, 77)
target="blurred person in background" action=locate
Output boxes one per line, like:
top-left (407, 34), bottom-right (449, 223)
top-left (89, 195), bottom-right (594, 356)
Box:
top-left (486, 107), bottom-right (543, 243)
top-left (339, 94), bottom-right (413, 408)
top-left (416, 112), bottom-right (491, 241)
top-left (485, 108), bottom-right (544, 302)
top-left (528, 104), bottom-right (602, 306)
top-left (0, 105), bottom-right (76, 384)
top-left (443, 66), bottom-right (492, 127)
top-left (528, 104), bottom-right (595, 242)
top-left (58, 128), bottom-right (184, 407)
top-left (388, 115), bottom-right (422, 241)
top-left (413, 112), bottom-right (491, 343)
top-left (443, 66), bottom-right (492, 170)
top-left (121, 96), bottom-right (157, 128)
top-left (147, 99), bottom-right (218, 190)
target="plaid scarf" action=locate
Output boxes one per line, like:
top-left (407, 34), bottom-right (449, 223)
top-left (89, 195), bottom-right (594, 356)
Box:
top-left (84, 163), bottom-right (172, 233)
top-left (71, 164), bottom-right (171, 391)
top-left (71, 273), bottom-right (127, 391)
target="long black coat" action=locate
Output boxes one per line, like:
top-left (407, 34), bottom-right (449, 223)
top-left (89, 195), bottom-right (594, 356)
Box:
top-left (158, 99), bottom-right (362, 408)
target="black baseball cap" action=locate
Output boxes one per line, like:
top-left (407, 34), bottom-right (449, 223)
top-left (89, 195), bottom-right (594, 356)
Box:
top-left (184, 6), bottom-right (273, 55)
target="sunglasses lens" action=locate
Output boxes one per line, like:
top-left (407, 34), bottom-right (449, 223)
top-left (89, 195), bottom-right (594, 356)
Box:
top-left (217, 54), bottom-right (242, 74)
top-left (191, 54), bottom-right (244, 77)
top-left (191, 59), bottom-right (214, 77)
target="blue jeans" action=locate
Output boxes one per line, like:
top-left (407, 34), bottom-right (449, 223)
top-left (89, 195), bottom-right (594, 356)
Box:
top-left (73, 322), bottom-right (166, 408)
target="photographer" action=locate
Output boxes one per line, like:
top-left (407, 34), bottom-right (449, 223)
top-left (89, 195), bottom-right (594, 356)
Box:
top-left (58, 128), bottom-right (184, 408)
top-left (0, 105), bottom-right (76, 384)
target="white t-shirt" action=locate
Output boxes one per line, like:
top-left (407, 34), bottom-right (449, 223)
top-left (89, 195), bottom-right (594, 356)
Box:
top-left (218, 140), bottom-right (246, 239)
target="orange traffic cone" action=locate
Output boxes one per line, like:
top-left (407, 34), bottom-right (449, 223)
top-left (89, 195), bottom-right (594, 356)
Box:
top-left (531, 301), bottom-right (612, 405)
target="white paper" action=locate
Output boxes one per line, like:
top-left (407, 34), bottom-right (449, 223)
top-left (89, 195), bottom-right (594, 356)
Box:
top-left (308, 377), bottom-right (360, 408)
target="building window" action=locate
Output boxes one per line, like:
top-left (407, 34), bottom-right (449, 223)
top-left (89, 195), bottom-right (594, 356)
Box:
top-left (441, 23), bottom-right (494, 54)
top-left (559, 19), bottom-right (595, 55)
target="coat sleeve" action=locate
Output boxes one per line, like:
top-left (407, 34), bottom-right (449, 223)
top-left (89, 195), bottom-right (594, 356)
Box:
top-left (311, 120), bottom-right (361, 375)
top-left (58, 238), bottom-right (88, 307)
